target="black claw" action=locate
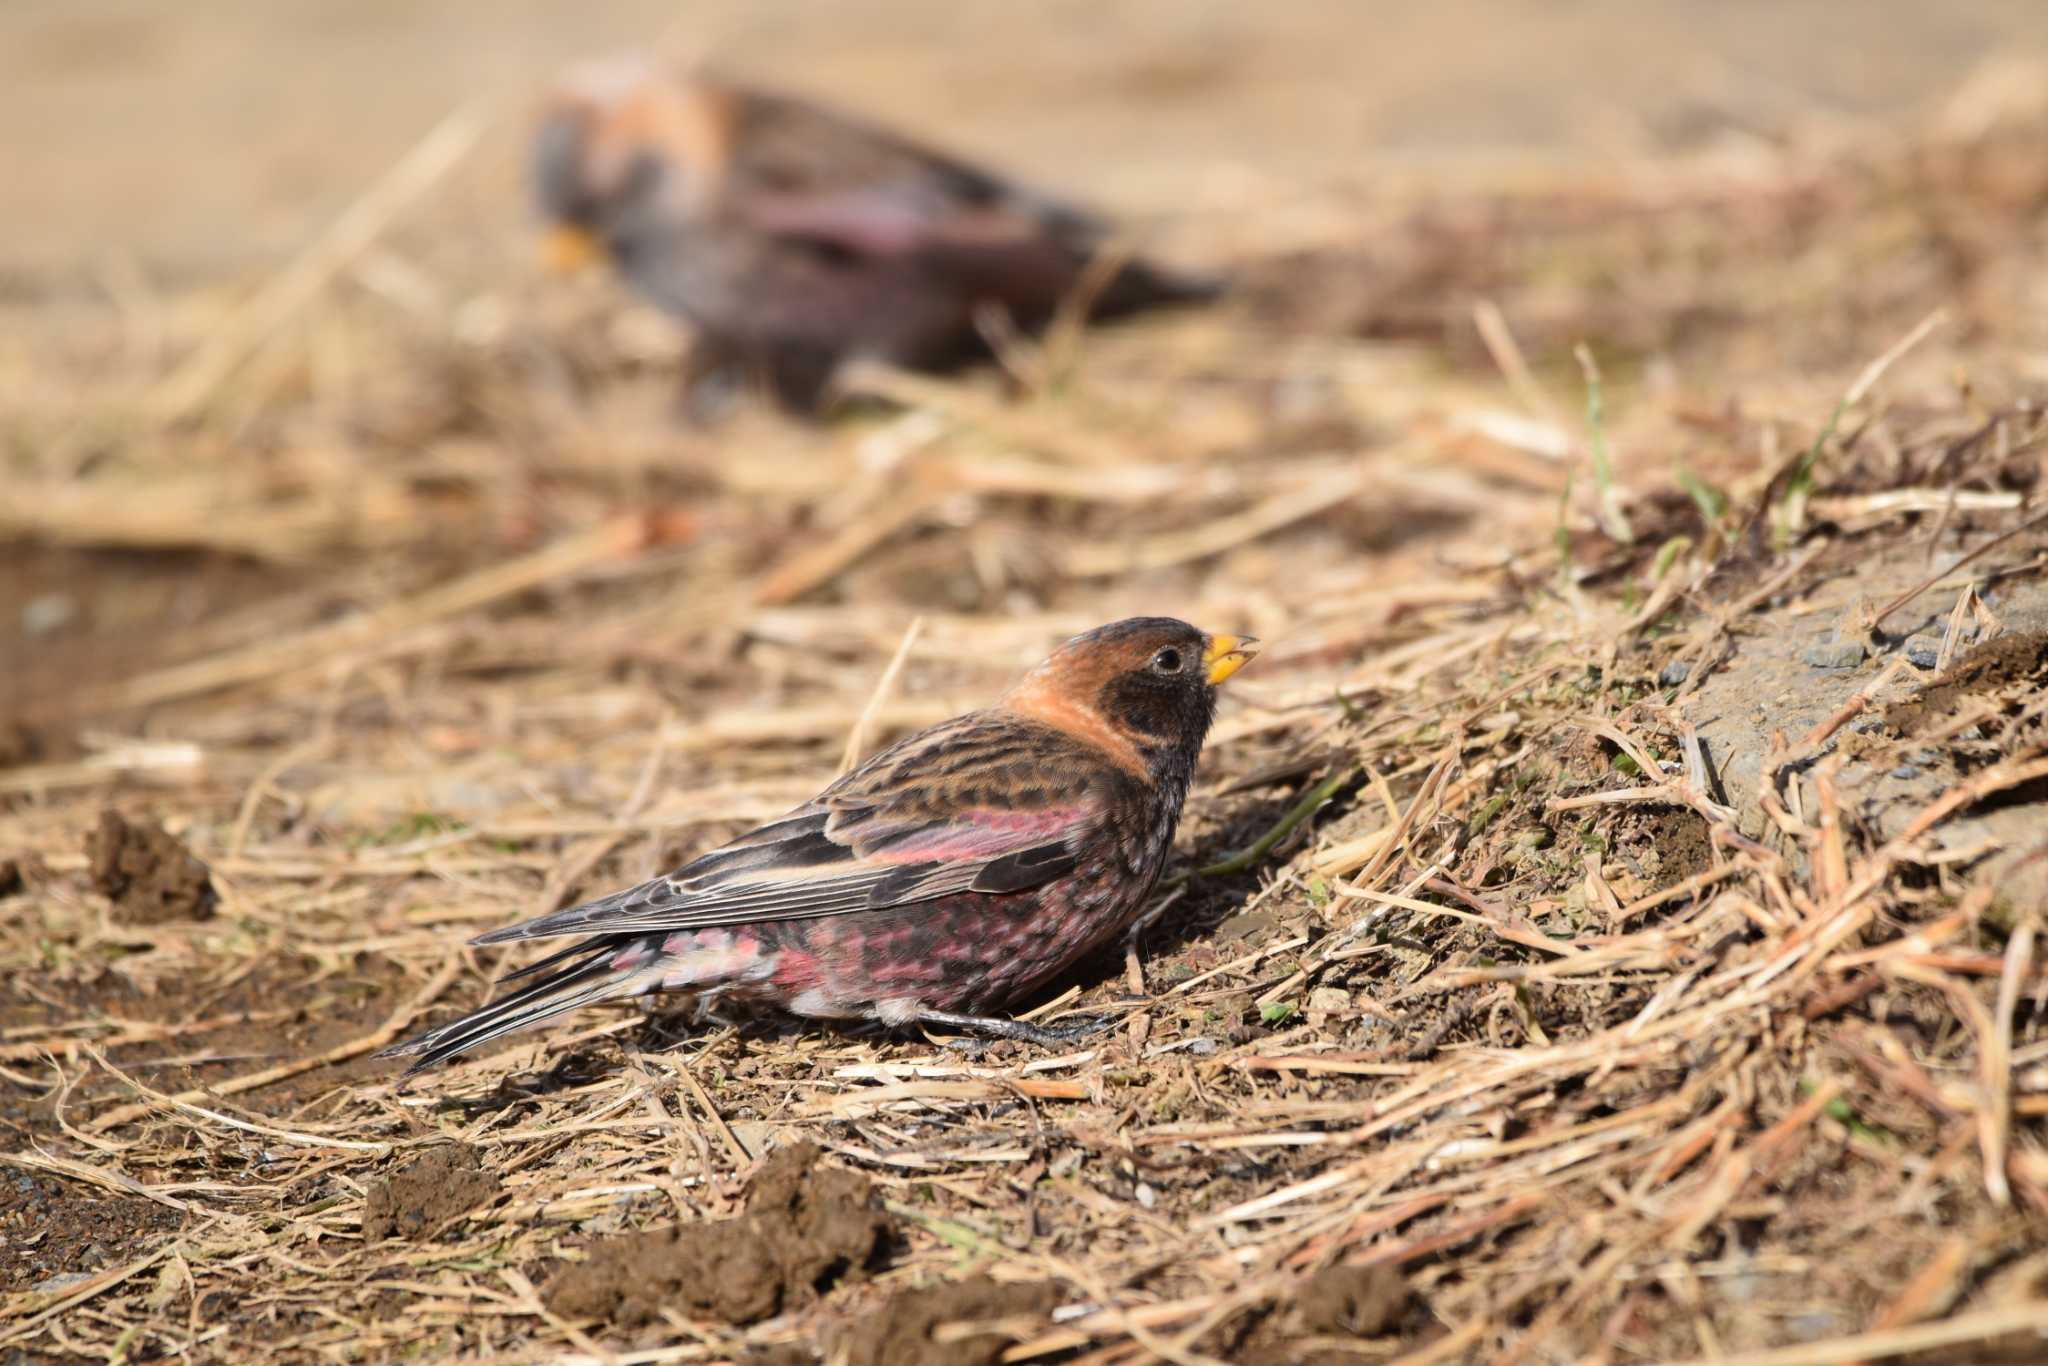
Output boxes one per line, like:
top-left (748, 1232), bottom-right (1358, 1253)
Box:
top-left (1033, 1013), bottom-right (1116, 1042)
top-left (915, 1009), bottom-right (1116, 1049)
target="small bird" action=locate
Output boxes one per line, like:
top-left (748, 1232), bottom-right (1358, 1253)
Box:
top-left (532, 58), bottom-right (1223, 410)
top-left (383, 618), bottom-right (1257, 1075)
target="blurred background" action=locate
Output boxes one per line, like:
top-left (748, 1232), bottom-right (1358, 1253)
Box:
top-left (5, 0), bottom-right (2047, 762)
top-left (8, 0), bottom-right (2047, 282)
top-left (3, 0), bottom-right (2046, 747)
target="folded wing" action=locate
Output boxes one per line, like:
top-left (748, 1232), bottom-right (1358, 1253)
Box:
top-left (476, 715), bottom-right (1119, 947)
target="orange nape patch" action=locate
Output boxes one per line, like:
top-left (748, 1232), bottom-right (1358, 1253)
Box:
top-left (591, 76), bottom-right (739, 192)
top-left (546, 63), bottom-right (742, 205)
top-left (998, 643), bottom-right (1167, 778)
top-left (1000, 670), bottom-right (1150, 778)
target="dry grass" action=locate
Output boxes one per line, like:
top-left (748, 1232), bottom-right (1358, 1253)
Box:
top-left (5, 63), bottom-right (2048, 1366)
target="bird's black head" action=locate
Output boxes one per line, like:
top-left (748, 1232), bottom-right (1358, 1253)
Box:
top-left (532, 106), bottom-right (603, 231)
top-left (532, 59), bottom-right (698, 271)
top-left (1011, 617), bottom-right (1259, 787)
top-left (532, 107), bottom-right (671, 262)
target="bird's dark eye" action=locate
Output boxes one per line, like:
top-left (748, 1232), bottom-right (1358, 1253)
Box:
top-left (1151, 647), bottom-right (1184, 674)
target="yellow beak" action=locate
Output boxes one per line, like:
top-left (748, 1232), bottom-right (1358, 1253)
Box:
top-left (542, 224), bottom-right (603, 274)
top-left (1203, 633), bottom-right (1260, 685)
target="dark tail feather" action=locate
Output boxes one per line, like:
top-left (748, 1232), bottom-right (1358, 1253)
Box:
top-left (1089, 259), bottom-right (1229, 320)
top-left (472, 882), bottom-right (645, 947)
top-left (493, 934), bottom-right (608, 985)
top-left (377, 945), bottom-right (626, 1076)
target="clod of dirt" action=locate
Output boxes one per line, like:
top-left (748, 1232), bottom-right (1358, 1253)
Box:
top-left (86, 810), bottom-right (217, 925)
top-left (362, 1145), bottom-right (502, 1241)
top-left (839, 1276), bottom-right (1059, 1366)
top-left (0, 721), bottom-right (42, 770)
top-left (1930, 630), bottom-right (2048, 690)
top-left (546, 1141), bottom-right (887, 1329)
top-left (1885, 630), bottom-right (2048, 738)
top-left (1643, 809), bottom-right (1713, 885)
top-left (1292, 1263), bottom-right (1414, 1337)
top-left (738, 1348), bottom-right (818, 1366)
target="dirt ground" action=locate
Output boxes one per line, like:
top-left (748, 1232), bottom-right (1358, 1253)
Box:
top-left (4, 3), bottom-right (2048, 1363)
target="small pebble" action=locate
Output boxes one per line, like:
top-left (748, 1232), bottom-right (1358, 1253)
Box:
top-left (1801, 637), bottom-right (1866, 670)
top-left (1891, 766), bottom-right (1919, 780)
top-left (21, 593), bottom-right (76, 636)
top-left (453, 294), bottom-right (510, 346)
top-left (1659, 661), bottom-right (1691, 686)
top-left (1902, 634), bottom-right (1942, 668)
top-left (32, 1270), bottom-right (99, 1296)
top-left (1307, 986), bottom-right (1352, 1015)
top-left (1787, 1311), bottom-right (1844, 1342)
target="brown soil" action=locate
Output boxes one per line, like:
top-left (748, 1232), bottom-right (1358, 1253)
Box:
top-left (839, 1276), bottom-right (1061, 1366)
top-left (740, 1347), bottom-right (824, 1366)
top-left (0, 951), bottom-right (412, 1138)
top-left (0, 722), bottom-right (42, 770)
top-left (1631, 807), bottom-right (1716, 889)
top-left (546, 1141), bottom-right (888, 1331)
top-left (0, 1171), bottom-right (183, 1295)
top-left (1292, 1263), bottom-right (1415, 1337)
top-left (361, 1144), bottom-right (503, 1241)
top-left (1213, 1265), bottom-right (1427, 1364)
top-left (85, 809), bottom-right (217, 925)
top-left (0, 546), bottom-right (304, 734)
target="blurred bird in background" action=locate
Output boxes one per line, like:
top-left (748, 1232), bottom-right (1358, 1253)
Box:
top-left (383, 618), bottom-right (1258, 1075)
top-left (533, 57), bottom-right (1224, 412)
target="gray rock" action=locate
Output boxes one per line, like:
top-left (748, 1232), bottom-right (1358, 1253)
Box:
top-left (1801, 637), bottom-right (1866, 669)
top-left (1659, 661), bottom-right (1691, 686)
top-left (1903, 634), bottom-right (1942, 668)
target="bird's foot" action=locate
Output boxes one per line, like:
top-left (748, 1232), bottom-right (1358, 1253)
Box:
top-left (919, 1009), bottom-right (1114, 1052)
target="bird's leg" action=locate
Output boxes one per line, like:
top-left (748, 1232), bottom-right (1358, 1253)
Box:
top-left (761, 341), bottom-right (840, 415)
top-left (674, 335), bottom-right (748, 426)
top-left (916, 1009), bottom-right (1114, 1050)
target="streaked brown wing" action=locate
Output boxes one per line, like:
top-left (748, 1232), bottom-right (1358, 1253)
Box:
top-left (715, 84), bottom-right (1107, 249)
top-left (473, 714), bottom-right (1124, 945)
